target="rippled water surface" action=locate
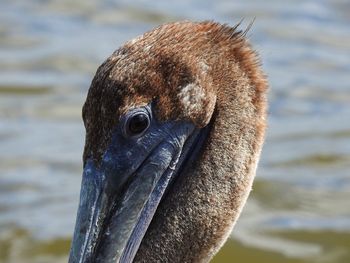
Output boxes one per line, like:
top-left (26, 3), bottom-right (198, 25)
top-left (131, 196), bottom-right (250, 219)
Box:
top-left (0, 0), bottom-right (349, 262)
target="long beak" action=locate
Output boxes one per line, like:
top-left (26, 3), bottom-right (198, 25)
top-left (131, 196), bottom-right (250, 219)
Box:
top-left (69, 121), bottom-right (207, 263)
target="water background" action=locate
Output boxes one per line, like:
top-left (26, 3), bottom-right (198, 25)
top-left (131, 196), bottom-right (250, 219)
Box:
top-left (0, 0), bottom-right (349, 262)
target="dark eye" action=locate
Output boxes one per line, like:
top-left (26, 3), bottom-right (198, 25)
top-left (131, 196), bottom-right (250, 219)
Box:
top-left (123, 110), bottom-right (151, 138)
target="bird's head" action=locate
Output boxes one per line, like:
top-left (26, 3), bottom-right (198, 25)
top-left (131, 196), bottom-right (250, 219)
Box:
top-left (69, 21), bottom-right (267, 263)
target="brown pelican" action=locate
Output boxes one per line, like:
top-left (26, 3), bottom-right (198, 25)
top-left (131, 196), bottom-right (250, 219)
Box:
top-left (69, 21), bottom-right (268, 263)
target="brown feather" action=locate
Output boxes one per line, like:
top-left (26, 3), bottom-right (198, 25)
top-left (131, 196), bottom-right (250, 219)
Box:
top-left (82, 21), bottom-right (268, 262)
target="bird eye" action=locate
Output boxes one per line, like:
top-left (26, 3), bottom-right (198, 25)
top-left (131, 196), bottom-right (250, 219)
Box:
top-left (123, 109), bottom-right (151, 138)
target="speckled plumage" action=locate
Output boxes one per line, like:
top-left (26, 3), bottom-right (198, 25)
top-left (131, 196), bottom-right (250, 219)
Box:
top-left (82, 21), bottom-right (267, 262)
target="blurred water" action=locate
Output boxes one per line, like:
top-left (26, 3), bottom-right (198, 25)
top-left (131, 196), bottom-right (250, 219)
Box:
top-left (0, 0), bottom-right (349, 262)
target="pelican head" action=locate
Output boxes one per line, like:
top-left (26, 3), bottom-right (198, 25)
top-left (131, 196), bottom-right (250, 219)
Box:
top-left (69, 21), bottom-right (267, 263)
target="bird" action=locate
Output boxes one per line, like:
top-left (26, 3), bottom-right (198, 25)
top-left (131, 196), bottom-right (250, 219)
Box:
top-left (68, 21), bottom-right (268, 263)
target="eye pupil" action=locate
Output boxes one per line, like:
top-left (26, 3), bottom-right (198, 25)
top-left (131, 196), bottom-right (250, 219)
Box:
top-left (123, 108), bottom-right (152, 138)
top-left (128, 113), bottom-right (149, 135)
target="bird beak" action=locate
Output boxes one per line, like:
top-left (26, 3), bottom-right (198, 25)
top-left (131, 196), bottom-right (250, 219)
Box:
top-left (68, 120), bottom-right (209, 263)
